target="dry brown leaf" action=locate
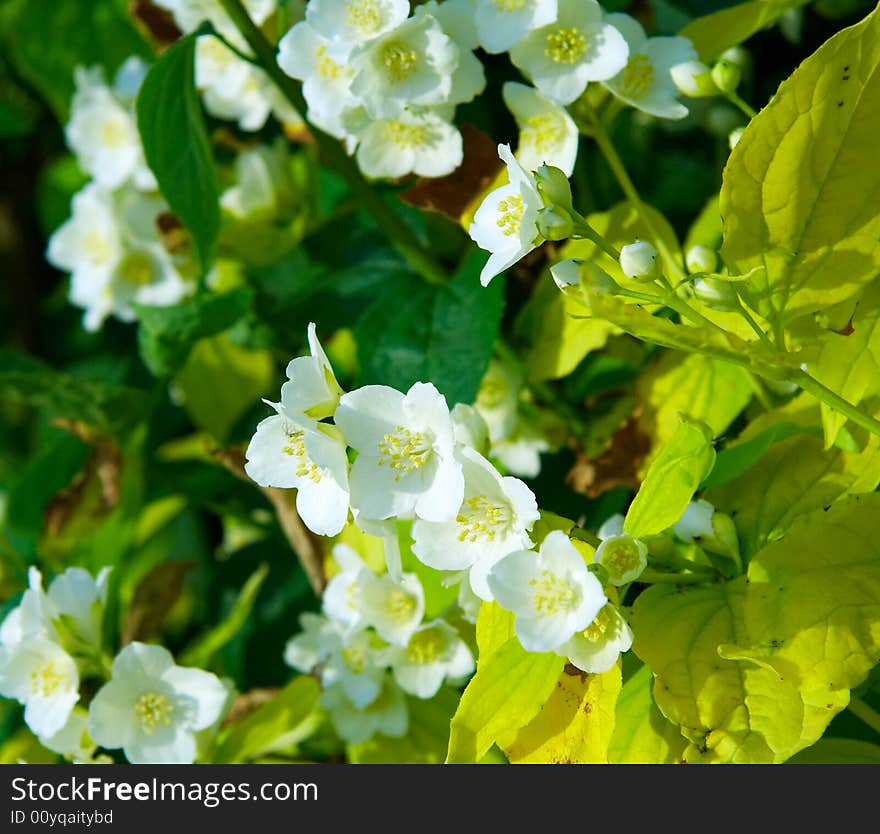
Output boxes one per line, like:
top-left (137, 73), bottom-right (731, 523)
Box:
top-left (129, 0), bottom-right (182, 50)
top-left (122, 560), bottom-right (196, 645)
top-left (567, 416), bottom-right (651, 499)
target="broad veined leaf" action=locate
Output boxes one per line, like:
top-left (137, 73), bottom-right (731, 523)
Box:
top-left (636, 352), bottom-right (754, 470)
top-left (356, 250), bottom-right (504, 407)
top-left (137, 32), bottom-right (219, 274)
top-left (705, 432), bottom-right (880, 559)
top-left (214, 676), bottom-right (320, 763)
top-left (684, 194), bottom-right (722, 252)
top-left (624, 415), bottom-right (716, 539)
top-left (631, 581), bottom-right (844, 763)
top-left (501, 662), bottom-right (622, 764)
top-left (446, 638), bottom-right (565, 763)
top-left (682, 0), bottom-right (810, 61)
top-left (608, 664), bottom-right (686, 764)
top-left (721, 5), bottom-right (880, 330)
top-left (475, 602), bottom-right (516, 662)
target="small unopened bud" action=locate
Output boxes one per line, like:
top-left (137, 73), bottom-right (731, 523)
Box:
top-left (711, 58), bottom-right (742, 94)
top-left (728, 126), bottom-right (745, 150)
top-left (620, 240), bottom-right (660, 282)
top-left (672, 499), bottom-right (715, 542)
top-left (700, 512), bottom-right (740, 564)
top-left (670, 61), bottom-right (718, 98)
top-left (536, 205), bottom-right (574, 241)
top-left (551, 259), bottom-right (619, 294)
top-left (685, 245), bottom-right (718, 275)
top-left (692, 276), bottom-right (740, 312)
top-left (595, 534), bottom-right (648, 586)
top-left (534, 164), bottom-right (573, 211)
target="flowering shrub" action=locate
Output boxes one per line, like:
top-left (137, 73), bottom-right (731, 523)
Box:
top-left (1, 0), bottom-right (880, 765)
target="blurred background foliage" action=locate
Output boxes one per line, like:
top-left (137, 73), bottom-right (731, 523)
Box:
top-left (0, 0), bottom-right (877, 760)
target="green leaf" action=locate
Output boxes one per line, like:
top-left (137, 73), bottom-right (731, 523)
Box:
top-left (701, 421), bottom-right (821, 489)
top-left (135, 287), bottom-right (253, 377)
top-left (721, 5), bottom-right (880, 330)
top-left (684, 194), bottom-right (722, 253)
top-left (788, 738), bottom-right (880, 764)
top-left (0, 0), bottom-right (149, 119)
top-left (0, 351), bottom-right (148, 435)
top-left (136, 33), bottom-right (219, 274)
top-left (501, 663), bottom-right (622, 764)
top-left (174, 333), bottom-right (275, 442)
top-left (179, 563), bottom-right (269, 669)
top-left (356, 250), bottom-right (504, 406)
top-left (608, 665), bottom-right (687, 764)
top-left (446, 638), bottom-right (565, 763)
top-left (681, 1), bottom-right (810, 61)
top-left (214, 676), bottom-right (320, 764)
top-left (624, 415), bottom-right (716, 539)
top-left (475, 602), bottom-right (516, 662)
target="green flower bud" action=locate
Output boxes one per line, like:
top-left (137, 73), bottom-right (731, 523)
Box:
top-left (551, 259), bottom-right (619, 294)
top-left (670, 61), bottom-right (719, 98)
top-left (534, 164), bottom-right (574, 211)
top-left (692, 276), bottom-right (740, 312)
top-left (536, 205), bottom-right (574, 241)
top-left (595, 534), bottom-right (648, 586)
top-left (620, 240), bottom-right (660, 282)
top-left (700, 511), bottom-right (741, 565)
top-left (685, 244), bottom-right (718, 275)
top-left (711, 59), bottom-right (742, 94)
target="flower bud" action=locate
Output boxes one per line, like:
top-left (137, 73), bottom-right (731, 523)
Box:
top-left (619, 240), bottom-right (660, 282)
top-left (670, 61), bottom-right (718, 98)
top-left (534, 164), bottom-right (573, 211)
top-left (551, 259), bottom-right (619, 294)
top-left (692, 276), bottom-right (740, 312)
top-left (711, 58), bottom-right (742, 94)
top-left (685, 244), bottom-right (718, 275)
top-left (536, 205), bottom-right (574, 241)
top-left (728, 126), bottom-right (745, 150)
top-left (594, 534), bottom-right (648, 586)
top-left (700, 511), bottom-right (741, 564)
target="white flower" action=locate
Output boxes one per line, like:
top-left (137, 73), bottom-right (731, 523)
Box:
top-left (358, 572), bottom-right (425, 647)
top-left (279, 322), bottom-right (344, 430)
top-left (356, 107), bottom-right (463, 179)
top-left (155, 0), bottom-right (275, 36)
top-left (487, 530), bottom-right (607, 652)
top-left (594, 534), bottom-right (647, 585)
top-left (474, 0), bottom-right (558, 55)
top-left (469, 143), bottom-right (543, 287)
top-left (669, 60), bottom-right (717, 98)
top-left (320, 674), bottom-right (408, 744)
top-left (510, 0), bottom-right (629, 105)
top-left (672, 499), bottom-right (716, 542)
top-left (456, 576), bottom-right (482, 624)
top-left (597, 513), bottom-right (624, 540)
top-left (492, 422), bottom-right (552, 478)
top-left (0, 637), bottom-right (79, 738)
top-left (38, 708), bottom-right (97, 763)
top-left (475, 355), bottom-right (522, 444)
top-left (221, 140), bottom-right (295, 221)
top-left (322, 544), bottom-right (375, 630)
top-left (685, 245), bottom-right (718, 275)
top-left (244, 413), bottom-right (350, 537)
top-left (350, 14), bottom-right (459, 118)
top-left (451, 402), bottom-right (490, 455)
top-left (307, 0), bottom-right (411, 60)
top-left (320, 628), bottom-right (389, 708)
top-left (388, 620), bottom-right (474, 698)
top-left (66, 66), bottom-right (154, 191)
top-left (284, 612), bottom-right (345, 673)
top-left (503, 82), bottom-right (579, 177)
top-left (619, 239), bottom-right (660, 281)
top-left (412, 446), bottom-right (539, 601)
top-left (335, 382), bottom-right (464, 523)
top-left (35, 566), bottom-right (111, 649)
top-left (202, 63), bottom-right (293, 132)
top-left (602, 14), bottom-right (697, 120)
top-left (87, 642), bottom-right (228, 764)
top-left (556, 602), bottom-right (633, 674)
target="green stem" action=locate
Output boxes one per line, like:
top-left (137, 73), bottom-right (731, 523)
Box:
top-left (639, 569), bottom-right (708, 585)
top-left (848, 696), bottom-right (880, 736)
top-left (215, 0), bottom-right (447, 285)
top-left (651, 554), bottom-right (716, 576)
top-left (572, 218), bottom-right (621, 261)
top-left (794, 368), bottom-right (880, 438)
top-left (736, 300), bottom-right (775, 350)
top-left (724, 91), bottom-right (758, 120)
top-left (571, 528), bottom-right (602, 548)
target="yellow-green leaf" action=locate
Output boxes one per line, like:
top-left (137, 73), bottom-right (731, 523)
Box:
top-left (624, 415), bottom-right (716, 539)
top-left (446, 637), bottom-right (564, 764)
top-left (788, 738), bottom-right (880, 764)
top-left (721, 5), bottom-right (880, 330)
top-left (501, 662), bottom-right (622, 764)
top-left (608, 665), bottom-right (686, 764)
top-left (476, 601), bottom-right (516, 662)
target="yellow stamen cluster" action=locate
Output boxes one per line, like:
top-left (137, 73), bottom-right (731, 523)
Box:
top-left (135, 692), bottom-right (174, 735)
top-left (378, 426), bottom-right (431, 478)
top-left (385, 120), bottom-right (427, 148)
top-left (83, 232), bottom-right (114, 265)
top-left (342, 643), bottom-right (368, 674)
top-left (100, 116), bottom-right (130, 148)
top-left (522, 113), bottom-right (563, 154)
top-left (619, 55), bottom-right (655, 98)
top-left (282, 430), bottom-right (322, 482)
top-left (347, 0), bottom-right (382, 35)
top-left (545, 28), bottom-right (587, 65)
top-left (406, 628), bottom-right (446, 665)
top-left (30, 662), bottom-right (65, 696)
top-left (529, 570), bottom-right (578, 616)
top-left (456, 495), bottom-right (509, 543)
top-left (496, 194), bottom-right (524, 237)
top-left (492, 0), bottom-right (526, 10)
top-left (583, 604), bottom-right (614, 642)
top-left (385, 588), bottom-right (418, 624)
top-left (599, 538), bottom-right (643, 579)
top-left (316, 45), bottom-right (343, 80)
top-left (117, 251), bottom-right (156, 287)
top-left (382, 42), bottom-right (419, 83)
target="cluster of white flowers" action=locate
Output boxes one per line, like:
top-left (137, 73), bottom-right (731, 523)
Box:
top-left (275, 0), bottom-right (695, 182)
top-left (155, 0), bottom-right (303, 131)
top-left (247, 323), bottom-right (638, 732)
top-left (0, 567), bottom-right (229, 764)
top-left (46, 61), bottom-right (192, 331)
top-left (284, 542), bottom-right (474, 743)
